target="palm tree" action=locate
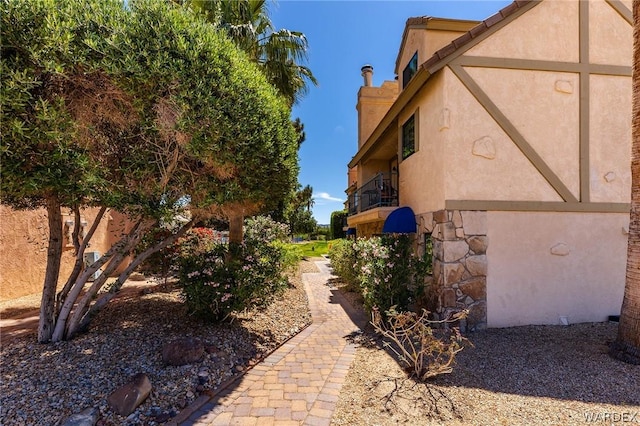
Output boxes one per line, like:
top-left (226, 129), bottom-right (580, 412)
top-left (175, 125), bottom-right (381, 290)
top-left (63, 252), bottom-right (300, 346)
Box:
top-left (611, 1), bottom-right (640, 365)
top-left (188, 0), bottom-right (317, 106)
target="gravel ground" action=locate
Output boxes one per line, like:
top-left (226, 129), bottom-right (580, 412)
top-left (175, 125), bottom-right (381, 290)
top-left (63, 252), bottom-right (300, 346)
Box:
top-left (3, 260), bottom-right (639, 426)
top-left (331, 282), bottom-right (640, 426)
top-left (0, 259), bottom-right (317, 426)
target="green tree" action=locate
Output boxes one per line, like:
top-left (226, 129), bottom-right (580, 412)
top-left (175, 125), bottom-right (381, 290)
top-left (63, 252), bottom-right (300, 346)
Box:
top-left (186, 0), bottom-right (317, 243)
top-left (287, 184), bottom-right (317, 236)
top-left (330, 210), bottom-right (348, 239)
top-left (1, 0), bottom-right (298, 342)
top-left (189, 0), bottom-right (317, 106)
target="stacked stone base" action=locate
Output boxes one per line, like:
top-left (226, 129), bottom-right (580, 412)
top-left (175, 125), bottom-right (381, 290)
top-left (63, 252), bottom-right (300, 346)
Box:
top-left (419, 209), bottom-right (488, 331)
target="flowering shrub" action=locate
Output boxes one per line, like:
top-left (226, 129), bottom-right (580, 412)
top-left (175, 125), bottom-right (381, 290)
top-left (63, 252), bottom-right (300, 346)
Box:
top-left (176, 217), bottom-right (300, 320)
top-left (330, 235), bottom-right (431, 316)
top-left (328, 239), bottom-right (359, 291)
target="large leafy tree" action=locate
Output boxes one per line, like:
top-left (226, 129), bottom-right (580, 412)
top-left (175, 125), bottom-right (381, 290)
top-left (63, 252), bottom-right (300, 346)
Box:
top-left (1, 0), bottom-right (298, 342)
top-left (185, 0), bottom-right (317, 242)
top-left (611, 1), bottom-right (640, 364)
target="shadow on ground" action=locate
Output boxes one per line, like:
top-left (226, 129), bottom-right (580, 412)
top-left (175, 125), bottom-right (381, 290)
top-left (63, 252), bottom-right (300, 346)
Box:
top-left (333, 281), bottom-right (639, 409)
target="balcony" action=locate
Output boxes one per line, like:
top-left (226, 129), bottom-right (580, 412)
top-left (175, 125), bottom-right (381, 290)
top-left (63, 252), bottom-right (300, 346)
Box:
top-left (348, 172), bottom-right (398, 216)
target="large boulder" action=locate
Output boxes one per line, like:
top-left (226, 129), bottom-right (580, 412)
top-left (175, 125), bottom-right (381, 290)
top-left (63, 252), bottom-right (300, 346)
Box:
top-left (107, 373), bottom-right (152, 416)
top-left (162, 337), bottom-right (205, 366)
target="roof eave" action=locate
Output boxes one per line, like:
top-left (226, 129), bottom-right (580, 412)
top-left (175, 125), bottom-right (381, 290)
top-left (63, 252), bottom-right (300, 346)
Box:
top-left (348, 68), bottom-right (431, 169)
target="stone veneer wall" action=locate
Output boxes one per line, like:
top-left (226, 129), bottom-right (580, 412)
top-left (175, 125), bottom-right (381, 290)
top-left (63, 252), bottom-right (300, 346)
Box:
top-left (419, 210), bottom-right (488, 331)
top-left (355, 221), bottom-right (384, 238)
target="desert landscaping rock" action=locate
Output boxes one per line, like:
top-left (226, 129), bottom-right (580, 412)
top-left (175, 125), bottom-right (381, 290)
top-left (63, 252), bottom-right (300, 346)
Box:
top-left (0, 260), bottom-right (315, 425)
top-left (107, 373), bottom-right (152, 416)
top-left (161, 338), bottom-right (205, 366)
top-left (61, 407), bottom-right (99, 426)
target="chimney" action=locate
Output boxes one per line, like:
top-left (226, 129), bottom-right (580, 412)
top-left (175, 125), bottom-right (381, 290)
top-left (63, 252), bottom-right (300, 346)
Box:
top-left (361, 64), bottom-right (373, 87)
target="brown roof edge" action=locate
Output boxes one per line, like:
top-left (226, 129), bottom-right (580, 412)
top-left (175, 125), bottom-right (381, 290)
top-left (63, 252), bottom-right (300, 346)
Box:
top-left (422, 0), bottom-right (539, 72)
top-left (394, 16), bottom-right (480, 73)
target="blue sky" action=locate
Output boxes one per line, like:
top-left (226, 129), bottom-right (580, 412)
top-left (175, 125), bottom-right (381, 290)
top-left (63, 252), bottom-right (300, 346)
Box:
top-left (270, 0), bottom-right (512, 224)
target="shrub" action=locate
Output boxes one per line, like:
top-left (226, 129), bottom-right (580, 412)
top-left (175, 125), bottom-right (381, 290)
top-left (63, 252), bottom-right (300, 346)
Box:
top-left (355, 234), bottom-right (430, 315)
top-left (371, 307), bottom-right (470, 381)
top-left (328, 239), bottom-right (359, 291)
top-left (175, 217), bottom-right (300, 320)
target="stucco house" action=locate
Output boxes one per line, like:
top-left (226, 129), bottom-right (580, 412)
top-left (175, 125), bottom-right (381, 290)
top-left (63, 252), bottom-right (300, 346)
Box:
top-left (346, 0), bottom-right (631, 330)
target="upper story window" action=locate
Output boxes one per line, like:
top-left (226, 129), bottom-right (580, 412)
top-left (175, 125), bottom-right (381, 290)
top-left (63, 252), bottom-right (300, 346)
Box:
top-left (402, 52), bottom-right (418, 89)
top-left (402, 114), bottom-right (416, 160)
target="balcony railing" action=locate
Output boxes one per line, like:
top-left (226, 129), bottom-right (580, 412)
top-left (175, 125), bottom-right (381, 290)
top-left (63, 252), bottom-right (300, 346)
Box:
top-left (348, 172), bottom-right (398, 216)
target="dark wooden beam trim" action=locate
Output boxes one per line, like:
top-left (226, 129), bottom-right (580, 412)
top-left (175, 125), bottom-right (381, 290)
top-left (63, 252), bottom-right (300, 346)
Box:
top-left (445, 199), bottom-right (630, 213)
top-left (606, 0), bottom-right (633, 25)
top-left (579, 0), bottom-right (590, 203)
top-left (453, 56), bottom-right (631, 76)
top-left (449, 64), bottom-right (578, 203)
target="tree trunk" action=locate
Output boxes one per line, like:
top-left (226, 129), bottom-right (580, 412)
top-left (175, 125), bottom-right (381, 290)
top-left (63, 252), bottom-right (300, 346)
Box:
top-left (50, 219), bottom-right (149, 342)
top-left (611, 0), bottom-right (640, 364)
top-left (229, 213), bottom-right (244, 244)
top-left (38, 196), bottom-right (63, 343)
top-left (56, 206), bottom-right (106, 315)
top-left (65, 218), bottom-right (195, 339)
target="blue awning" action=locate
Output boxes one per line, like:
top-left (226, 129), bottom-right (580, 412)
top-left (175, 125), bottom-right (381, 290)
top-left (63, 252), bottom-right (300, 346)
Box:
top-left (382, 206), bottom-right (416, 234)
top-left (346, 227), bottom-right (356, 236)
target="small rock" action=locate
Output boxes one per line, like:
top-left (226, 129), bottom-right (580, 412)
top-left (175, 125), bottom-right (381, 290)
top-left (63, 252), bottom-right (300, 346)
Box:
top-left (162, 338), bottom-right (205, 366)
top-left (61, 407), bottom-right (100, 426)
top-left (197, 370), bottom-right (209, 385)
top-left (235, 365), bottom-right (245, 372)
top-left (153, 412), bottom-right (171, 423)
top-left (107, 373), bottom-right (152, 416)
top-left (176, 398), bottom-right (187, 409)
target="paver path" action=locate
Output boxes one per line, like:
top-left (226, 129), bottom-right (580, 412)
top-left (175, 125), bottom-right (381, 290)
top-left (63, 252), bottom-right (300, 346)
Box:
top-left (174, 259), bottom-right (367, 426)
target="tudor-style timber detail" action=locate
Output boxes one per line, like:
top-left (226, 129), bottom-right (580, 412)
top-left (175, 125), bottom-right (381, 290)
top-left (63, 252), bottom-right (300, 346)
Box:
top-left (443, 0), bottom-right (632, 210)
top-left (345, 0), bottom-right (631, 329)
top-left (449, 63), bottom-right (578, 203)
top-left (579, 0), bottom-right (590, 202)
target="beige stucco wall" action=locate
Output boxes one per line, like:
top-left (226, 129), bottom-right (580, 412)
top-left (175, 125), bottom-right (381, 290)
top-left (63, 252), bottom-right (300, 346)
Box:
top-left (589, 75), bottom-right (631, 203)
top-left (466, 67), bottom-right (581, 199)
top-left (0, 206), bottom-right (123, 301)
top-left (398, 72), bottom-right (447, 214)
top-left (486, 211), bottom-right (628, 327)
top-left (466, 1), bottom-right (579, 62)
top-left (442, 67), bottom-right (564, 202)
top-left (589, 0), bottom-right (632, 66)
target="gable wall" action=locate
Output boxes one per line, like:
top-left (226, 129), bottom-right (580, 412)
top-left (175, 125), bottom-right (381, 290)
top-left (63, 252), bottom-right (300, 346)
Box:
top-left (406, 0), bottom-right (631, 328)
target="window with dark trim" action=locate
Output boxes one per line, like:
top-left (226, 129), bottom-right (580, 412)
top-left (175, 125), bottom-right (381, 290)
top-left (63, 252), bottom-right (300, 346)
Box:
top-left (402, 114), bottom-right (415, 159)
top-left (402, 52), bottom-right (418, 89)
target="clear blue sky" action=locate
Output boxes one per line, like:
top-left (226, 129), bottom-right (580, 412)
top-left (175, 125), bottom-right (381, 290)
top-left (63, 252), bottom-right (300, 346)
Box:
top-left (271, 0), bottom-right (512, 224)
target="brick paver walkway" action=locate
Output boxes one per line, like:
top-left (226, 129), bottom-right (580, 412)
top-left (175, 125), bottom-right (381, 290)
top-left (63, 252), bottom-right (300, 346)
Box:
top-left (173, 259), bottom-right (367, 426)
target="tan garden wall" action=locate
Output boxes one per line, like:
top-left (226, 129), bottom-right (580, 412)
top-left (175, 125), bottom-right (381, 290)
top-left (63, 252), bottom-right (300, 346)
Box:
top-left (0, 206), bottom-right (125, 301)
